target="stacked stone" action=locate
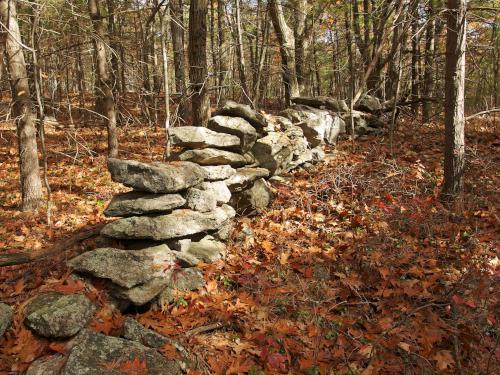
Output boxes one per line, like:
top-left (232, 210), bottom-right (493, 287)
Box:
top-left (170, 100), bottom-right (275, 213)
top-left (288, 94), bottom-right (384, 136)
top-left (64, 158), bottom-right (236, 308)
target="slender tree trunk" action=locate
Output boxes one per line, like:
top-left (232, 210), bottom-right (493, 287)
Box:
top-left (188, 0), bottom-right (210, 126)
top-left (269, 0), bottom-right (299, 106)
top-left (411, 1), bottom-right (420, 115)
top-left (423, 0), bottom-right (436, 122)
top-left (88, 0), bottom-right (119, 157)
top-left (441, 0), bottom-right (467, 205)
top-left (234, 0), bottom-right (251, 105)
top-left (217, 0), bottom-right (228, 100)
top-left (170, 0), bottom-right (188, 118)
top-left (1, 0), bottom-right (43, 211)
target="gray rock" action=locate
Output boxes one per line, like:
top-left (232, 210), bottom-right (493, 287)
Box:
top-left (108, 158), bottom-right (204, 193)
top-left (25, 293), bottom-right (95, 338)
top-left (291, 96), bottom-right (349, 112)
top-left (284, 125), bottom-right (313, 170)
top-left (311, 146), bottom-right (325, 162)
top-left (156, 269), bottom-right (205, 308)
top-left (109, 277), bottom-right (172, 305)
top-left (208, 115), bottom-right (258, 152)
top-left (166, 238), bottom-right (192, 252)
top-left (61, 330), bottom-right (181, 375)
top-left (104, 191), bottom-right (186, 217)
top-left (251, 132), bottom-right (293, 175)
top-left (187, 236), bottom-right (226, 263)
top-left (69, 245), bottom-right (177, 289)
top-left (229, 178), bottom-right (273, 213)
top-left (354, 94), bottom-right (382, 113)
top-left (169, 126), bottom-right (240, 149)
top-left (185, 187), bottom-right (217, 212)
top-left (281, 105), bottom-right (337, 147)
top-left (214, 100), bottom-right (268, 130)
top-left (225, 167), bottom-right (270, 192)
top-left (201, 165), bottom-right (236, 181)
top-left (0, 303), bottom-right (13, 338)
top-left (174, 252), bottom-right (201, 267)
top-left (26, 354), bottom-right (65, 375)
top-left (123, 317), bottom-right (168, 348)
top-left (195, 181), bottom-right (232, 204)
top-left (101, 205), bottom-right (236, 240)
top-left (213, 221), bottom-right (234, 241)
top-left (178, 148), bottom-right (247, 167)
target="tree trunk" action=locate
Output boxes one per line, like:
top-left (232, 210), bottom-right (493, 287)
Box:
top-left (1, 0), bottom-right (43, 211)
top-left (422, 0), bottom-right (436, 122)
top-left (234, 0), bottom-right (251, 105)
top-left (188, 0), bottom-right (210, 126)
top-left (170, 0), bottom-right (188, 119)
top-left (217, 0), bottom-right (228, 100)
top-left (441, 0), bottom-right (466, 205)
top-left (269, 0), bottom-right (299, 106)
top-left (88, 0), bottom-right (119, 157)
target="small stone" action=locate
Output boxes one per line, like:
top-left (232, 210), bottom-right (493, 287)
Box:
top-left (109, 277), bottom-right (172, 306)
top-left (25, 293), bottom-right (95, 338)
top-left (354, 94), bottom-right (382, 113)
top-left (196, 181), bottom-right (232, 204)
top-left (104, 191), bottom-right (186, 217)
top-left (169, 126), bottom-right (240, 149)
top-left (185, 187), bottom-right (217, 212)
top-left (178, 148), bottom-right (247, 167)
top-left (108, 158), bottom-right (205, 193)
top-left (213, 100), bottom-right (268, 130)
top-left (225, 167), bottom-right (270, 192)
top-left (229, 178), bottom-right (273, 213)
top-left (123, 317), bottom-right (168, 348)
top-left (61, 330), bottom-right (181, 375)
top-left (213, 222), bottom-right (234, 241)
top-left (201, 165), bottom-right (236, 181)
top-left (187, 236), bottom-right (226, 263)
top-left (208, 115), bottom-right (258, 152)
top-left (25, 354), bottom-right (66, 375)
top-left (0, 303), bottom-right (13, 338)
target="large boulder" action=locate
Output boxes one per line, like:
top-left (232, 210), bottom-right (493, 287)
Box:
top-left (104, 192), bottom-right (185, 217)
top-left (69, 245), bottom-right (177, 289)
top-left (251, 132), bottom-right (293, 175)
top-left (25, 293), bottom-right (96, 338)
top-left (178, 148), bottom-right (247, 167)
top-left (208, 115), bottom-right (258, 152)
top-left (354, 94), bottom-right (382, 113)
top-left (291, 96), bottom-right (349, 112)
top-left (224, 167), bottom-right (270, 192)
top-left (169, 126), bottom-right (240, 149)
top-left (108, 158), bottom-right (204, 193)
top-left (0, 303), bottom-right (13, 338)
top-left (61, 330), bottom-right (181, 375)
top-left (200, 165), bottom-right (236, 181)
top-left (324, 115), bottom-right (346, 144)
top-left (101, 205), bottom-right (236, 240)
top-left (214, 100), bottom-right (268, 130)
top-left (229, 178), bottom-right (273, 213)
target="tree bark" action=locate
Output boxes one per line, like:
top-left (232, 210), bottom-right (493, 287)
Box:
top-left (170, 0), bottom-right (188, 118)
top-left (441, 0), bottom-right (467, 205)
top-left (188, 0), bottom-right (210, 126)
top-left (88, 0), bottom-right (119, 157)
top-left (269, 0), bottom-right (300, 106)
top-left (1, 0), bottom-right (43, 211)
top-left (234, 0), bottom-right (251, 105)
top-left (423, 0), bottom-right (436, 122)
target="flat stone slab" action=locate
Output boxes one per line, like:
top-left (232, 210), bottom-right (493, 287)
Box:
top-left (61, 330), bottom-right (181, 375)
top-left (123, 317), bottom-right (168, 348)
top-left (0, 303), bottom-right (13, 338)
top-left (201, 165), bottom-right (236, 181)
top-left (291, 96), bottom-right (349, 112)
top-left (178, 148), bottom-right (247, 167)
top-left (208, 115), bottom-right (258, 152)
top-left (213, 100), bottom-right (268, 130)
top-left (25, 293), bottom-right (96, 338)
top-left (225, 167), bottom-right (270, 192)
top-left (109, 277), bottom-right (172, 305)
top-left (108, 158), bottom-right (205, 193)
top-left (195, 181), bottom-right (232, 204)
top-left (101, 205), bottom-right (236, 241)
top-left (169, 126), bottom-right (240, 149)
top-left (185, 187), bottom-right (217, 212)
top-left (69, 245), bottom-right (177, 289)
top-left (104, 191), bottom-right (186, 217)
top-left (187, 235), bottom-right (226, 263)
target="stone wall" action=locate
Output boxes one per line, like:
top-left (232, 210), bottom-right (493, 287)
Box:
top-left (1, 97), bottom-right (384, 374)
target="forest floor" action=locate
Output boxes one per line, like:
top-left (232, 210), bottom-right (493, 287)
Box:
top-left (0, 116), bottom-right (498, 374)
